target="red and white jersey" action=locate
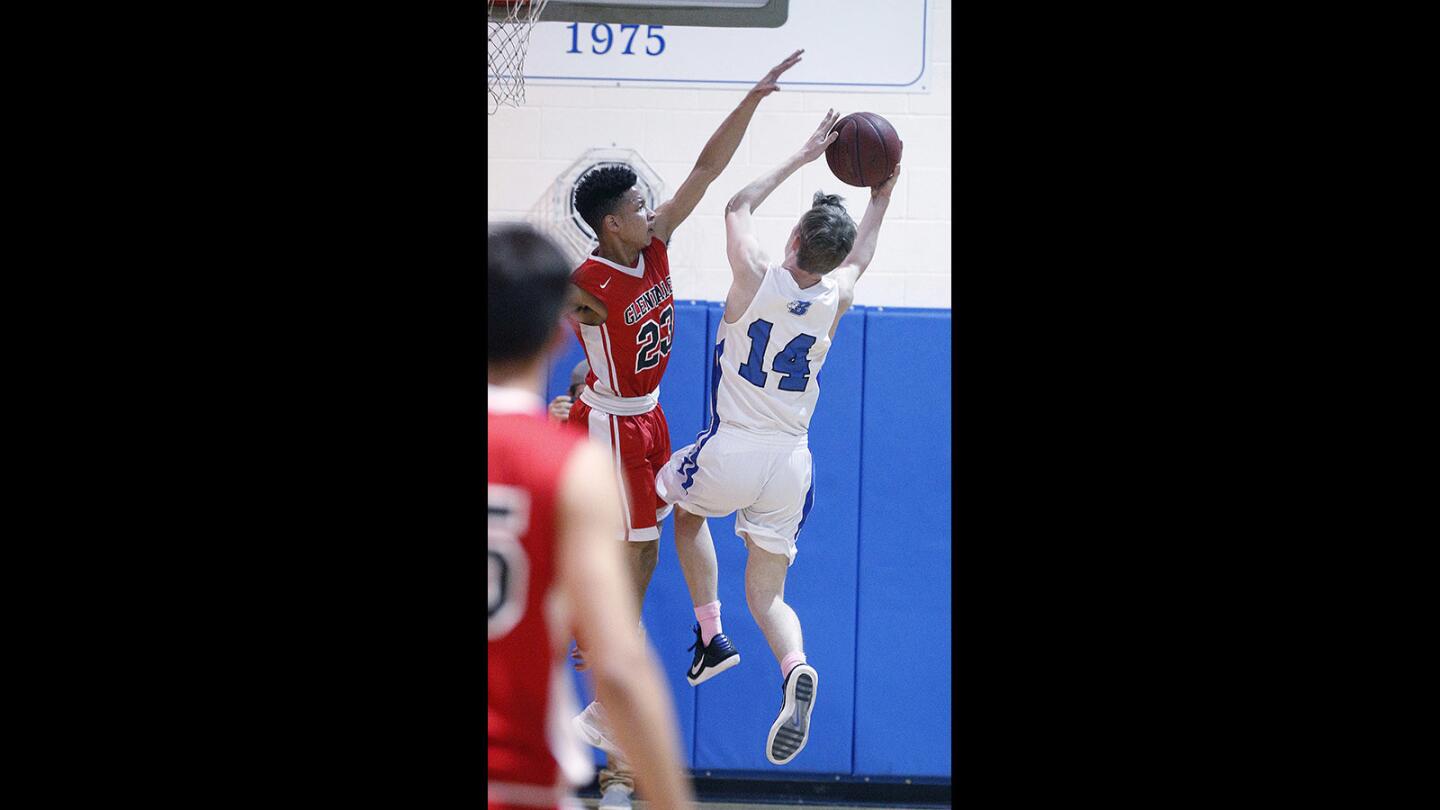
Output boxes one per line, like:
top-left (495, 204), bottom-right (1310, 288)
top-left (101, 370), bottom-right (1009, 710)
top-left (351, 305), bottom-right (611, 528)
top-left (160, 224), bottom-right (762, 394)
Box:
top-left (570, 237), bottom-right (675, 407)
top-left (488, 385), bottom-right (592, 805)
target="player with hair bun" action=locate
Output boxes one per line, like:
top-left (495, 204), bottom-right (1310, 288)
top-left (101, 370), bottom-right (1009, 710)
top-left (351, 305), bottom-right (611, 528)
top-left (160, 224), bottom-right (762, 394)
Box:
top-left (656, 110), bottom-right (900, 765)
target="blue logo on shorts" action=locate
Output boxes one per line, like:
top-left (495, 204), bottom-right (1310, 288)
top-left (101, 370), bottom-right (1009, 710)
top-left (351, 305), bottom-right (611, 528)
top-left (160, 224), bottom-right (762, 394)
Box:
top-left (788, 300), bottom-right (811, 315)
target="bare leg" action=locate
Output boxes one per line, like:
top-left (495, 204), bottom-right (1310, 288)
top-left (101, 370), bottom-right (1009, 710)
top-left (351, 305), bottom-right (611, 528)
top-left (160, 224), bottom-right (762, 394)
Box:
top-left (623, 540), bottom-right (659, 614)
top-left (672, 506), bottom-right (719, 607)
top-left (598, 756), bottom-right (634, 796)
top-left (742, 534), bottom-right (803, 664)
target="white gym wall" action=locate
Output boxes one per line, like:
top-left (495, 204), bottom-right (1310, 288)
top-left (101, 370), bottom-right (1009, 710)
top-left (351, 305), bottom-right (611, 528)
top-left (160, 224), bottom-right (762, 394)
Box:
top-left (488, 0), bottom-right (952, 309)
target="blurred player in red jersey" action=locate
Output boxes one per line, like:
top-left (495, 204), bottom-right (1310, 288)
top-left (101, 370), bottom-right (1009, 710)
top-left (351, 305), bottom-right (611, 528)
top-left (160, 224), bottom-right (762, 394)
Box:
top-left (564, 50), bottom-right (805, 807)
top-left (488, 224), bottom-right (692, 810)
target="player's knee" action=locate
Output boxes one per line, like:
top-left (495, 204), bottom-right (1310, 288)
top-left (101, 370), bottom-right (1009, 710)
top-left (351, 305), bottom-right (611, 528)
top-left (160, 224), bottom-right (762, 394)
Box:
top-left (673, 505), bottom-right (704, 533)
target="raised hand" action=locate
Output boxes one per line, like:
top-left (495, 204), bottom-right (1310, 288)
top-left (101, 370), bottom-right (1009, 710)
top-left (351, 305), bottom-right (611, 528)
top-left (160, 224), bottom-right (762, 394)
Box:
top-left (872, 163), bottom-right (901, 199)
top-left (798, 108), bottom-right (841, 163)
top-left (748, 49), bottom-right (804, 98)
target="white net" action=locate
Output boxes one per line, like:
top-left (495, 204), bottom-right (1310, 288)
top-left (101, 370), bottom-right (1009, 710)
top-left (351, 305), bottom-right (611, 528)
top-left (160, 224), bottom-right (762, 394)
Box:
top-left (488, 0), bottom-right (550, 114)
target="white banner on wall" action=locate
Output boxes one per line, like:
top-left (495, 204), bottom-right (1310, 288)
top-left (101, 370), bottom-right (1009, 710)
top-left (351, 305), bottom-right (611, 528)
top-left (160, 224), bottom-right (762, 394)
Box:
top-left (509, 0), bottom-right (930, 93)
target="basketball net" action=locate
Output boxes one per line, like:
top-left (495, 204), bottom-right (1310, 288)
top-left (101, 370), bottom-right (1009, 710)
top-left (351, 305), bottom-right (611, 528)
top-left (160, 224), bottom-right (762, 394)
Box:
top-left (488, 0), bottom-right (550, 114)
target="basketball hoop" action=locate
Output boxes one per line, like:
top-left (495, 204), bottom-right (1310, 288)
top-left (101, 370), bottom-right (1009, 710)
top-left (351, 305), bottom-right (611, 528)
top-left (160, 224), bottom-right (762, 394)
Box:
top-left (489, 0), bottom-right (550, 114)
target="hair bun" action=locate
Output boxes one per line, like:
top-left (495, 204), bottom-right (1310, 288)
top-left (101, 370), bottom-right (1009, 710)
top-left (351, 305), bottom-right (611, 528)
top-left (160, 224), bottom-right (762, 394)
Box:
top-left (812, 191), bottom-right (846, 209)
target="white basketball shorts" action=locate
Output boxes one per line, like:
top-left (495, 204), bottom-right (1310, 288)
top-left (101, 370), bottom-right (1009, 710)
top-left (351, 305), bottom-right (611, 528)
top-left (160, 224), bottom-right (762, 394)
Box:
top-left (655, 424), bottom-right (815, 565)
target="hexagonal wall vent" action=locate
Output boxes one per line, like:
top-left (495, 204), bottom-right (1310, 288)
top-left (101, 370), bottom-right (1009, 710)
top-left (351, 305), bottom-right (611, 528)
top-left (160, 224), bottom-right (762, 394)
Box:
top-left (526, 147), bottom-right (666, 267)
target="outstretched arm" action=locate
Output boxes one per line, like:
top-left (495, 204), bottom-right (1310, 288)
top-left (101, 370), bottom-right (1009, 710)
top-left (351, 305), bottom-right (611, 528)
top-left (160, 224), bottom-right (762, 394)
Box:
top-left (830, 165), bottom-right (901, 335)
top-left (651, 49), bottom-right (804, 244)
top-left (727, 108), bottom-right (839, 218)
top-left (724, 110), bottom-right (841, 294)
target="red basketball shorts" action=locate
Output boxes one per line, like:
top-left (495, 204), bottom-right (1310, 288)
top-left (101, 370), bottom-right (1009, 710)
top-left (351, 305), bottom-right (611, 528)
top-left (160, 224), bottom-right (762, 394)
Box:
top-left (568, 399), bottom-right (674, 542)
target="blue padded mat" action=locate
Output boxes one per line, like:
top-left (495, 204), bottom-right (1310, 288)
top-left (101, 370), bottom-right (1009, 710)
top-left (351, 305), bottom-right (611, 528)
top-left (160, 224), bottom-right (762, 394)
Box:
top-left (852, 308), bottom-right (952, 777)
top-left (563, 301), bottom-right (711, 769)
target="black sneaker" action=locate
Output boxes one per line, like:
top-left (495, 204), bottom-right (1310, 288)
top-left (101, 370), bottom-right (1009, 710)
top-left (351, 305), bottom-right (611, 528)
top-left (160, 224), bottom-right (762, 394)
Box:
top-left (686, 624), bottom-right (740, 686)
top-left (766, 663), bottom-right (818, 765)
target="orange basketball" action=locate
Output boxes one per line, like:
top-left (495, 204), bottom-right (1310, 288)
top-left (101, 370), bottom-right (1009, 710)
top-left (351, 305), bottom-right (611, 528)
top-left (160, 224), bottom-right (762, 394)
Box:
top-left (825, 112), bottom-right (903, 187)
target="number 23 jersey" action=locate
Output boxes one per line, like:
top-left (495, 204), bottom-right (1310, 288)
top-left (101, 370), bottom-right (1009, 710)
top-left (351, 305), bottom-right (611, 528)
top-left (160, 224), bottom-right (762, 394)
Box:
top-left (714, 264), bottom-right (840, 438)
top-left (570, 237), bottom-right (675, 399)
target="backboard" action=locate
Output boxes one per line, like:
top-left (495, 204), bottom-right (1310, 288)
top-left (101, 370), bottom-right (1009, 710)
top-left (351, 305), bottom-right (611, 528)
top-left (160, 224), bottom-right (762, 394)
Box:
top-left (489, 0), bottom-right (788, 28)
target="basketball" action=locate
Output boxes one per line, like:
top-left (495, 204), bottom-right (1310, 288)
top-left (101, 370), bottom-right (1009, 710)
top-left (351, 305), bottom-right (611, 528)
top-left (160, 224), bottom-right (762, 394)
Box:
top-left (825, 112), bottom-right (903, 188)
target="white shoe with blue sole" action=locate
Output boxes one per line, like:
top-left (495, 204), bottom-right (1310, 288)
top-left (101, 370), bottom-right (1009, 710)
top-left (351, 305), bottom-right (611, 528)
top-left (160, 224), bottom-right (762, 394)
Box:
top-left (766, 664), bottom-right (818, 765)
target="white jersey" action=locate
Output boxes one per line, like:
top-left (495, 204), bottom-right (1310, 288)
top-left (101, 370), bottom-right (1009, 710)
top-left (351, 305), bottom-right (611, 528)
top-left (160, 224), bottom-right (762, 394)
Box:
top-left (713, 264), bottom-right (841, 439)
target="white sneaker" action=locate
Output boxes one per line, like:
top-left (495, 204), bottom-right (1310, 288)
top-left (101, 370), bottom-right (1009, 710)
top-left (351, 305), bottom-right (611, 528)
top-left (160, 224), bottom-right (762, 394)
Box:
top-left (572, 701), bottom-right (623, 760)
top-left (597, 784), bottom-right (633, 810)
top-left (765, 664), bottom-right (818, 765)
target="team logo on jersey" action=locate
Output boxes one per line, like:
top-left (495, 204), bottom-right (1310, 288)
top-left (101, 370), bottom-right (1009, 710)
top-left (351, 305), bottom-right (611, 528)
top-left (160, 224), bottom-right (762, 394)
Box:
top-left (787, 300), bottom-right (811, 315)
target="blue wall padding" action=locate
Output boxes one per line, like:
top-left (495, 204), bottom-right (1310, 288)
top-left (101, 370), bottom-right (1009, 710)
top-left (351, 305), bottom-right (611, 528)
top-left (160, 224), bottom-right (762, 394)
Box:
top-left (658, 302), bottom-right (713, 454)
top-left (540, 303), bottom-right (952, 781)
top-left (545, 332), bottom-right (588, 404)
top-left (559, 301), bottom-right (712, 768)
top-left (642, 301), bottom-right (712, 766)
top-left (852, 308), bottom-right (953, 777)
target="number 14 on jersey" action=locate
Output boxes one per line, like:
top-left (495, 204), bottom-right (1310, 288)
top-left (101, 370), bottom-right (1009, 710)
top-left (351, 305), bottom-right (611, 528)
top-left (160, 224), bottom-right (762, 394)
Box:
top-left (737, 319), bottom-right (816, 392)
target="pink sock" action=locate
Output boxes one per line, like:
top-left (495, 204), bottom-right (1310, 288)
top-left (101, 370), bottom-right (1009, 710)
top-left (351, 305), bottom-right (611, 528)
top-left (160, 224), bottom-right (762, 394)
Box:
top-left (694, 601), bottom-right (722, 645)
top-left (780, 651), bottom-right (808, 681)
